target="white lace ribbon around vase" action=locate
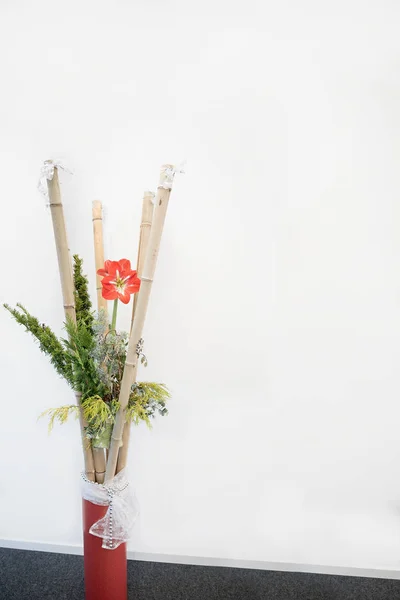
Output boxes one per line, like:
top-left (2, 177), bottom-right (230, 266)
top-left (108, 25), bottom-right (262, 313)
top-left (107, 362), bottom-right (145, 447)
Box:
top-left (81, 468), bottom-right (139, 550)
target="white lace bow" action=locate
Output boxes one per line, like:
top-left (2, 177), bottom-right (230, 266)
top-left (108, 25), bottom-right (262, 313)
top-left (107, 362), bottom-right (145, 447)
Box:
top-left (81, 468), bottom-right (139, 550)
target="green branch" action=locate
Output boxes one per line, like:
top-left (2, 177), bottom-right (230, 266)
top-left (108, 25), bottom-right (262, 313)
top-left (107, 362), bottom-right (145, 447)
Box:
top-left (73, 254), bottom-right (94, 333)
top-left (3, 303), bottom-right (73, 384)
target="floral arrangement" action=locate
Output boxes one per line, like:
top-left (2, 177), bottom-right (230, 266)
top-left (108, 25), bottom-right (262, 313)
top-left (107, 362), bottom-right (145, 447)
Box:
top-left (4, 256), bottom-right (169, 450)
top-left (5, 162), bottom-right (178, 488)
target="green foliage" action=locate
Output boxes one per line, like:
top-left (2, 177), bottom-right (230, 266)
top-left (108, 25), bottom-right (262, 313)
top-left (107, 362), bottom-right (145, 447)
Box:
top-left (40, 382), bottom-right (170, 444)
top-left (40, 382), bottom-right (170, 446)
top-left (3, 303), bottom-right (73, 384)
top-left (5, 254), bottom-right (171, 443)
top-left (81, 395), bottom-right (120, 445)
top-left (39, 405), bottom-right (80, 433)
top-left (127, 382), bottom-right (170, 427)
top-left (73, 255), bottom-right (94, 332)
top-left (90, 310), bottom-right (128, 397)
top-left (63, 317), bottom-right (106, 400)
top-left (80, 382), bottom-right (170, 445)
top-left (82, 395), bottom-right (118, 432)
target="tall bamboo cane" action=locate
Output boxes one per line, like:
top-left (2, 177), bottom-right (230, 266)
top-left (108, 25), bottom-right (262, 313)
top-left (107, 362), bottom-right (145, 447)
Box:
top-left (91, 200), bottom-right (108, 484)
top-left (131, 191), bottom-right (154, 331)
top-left (105, 165), bottom-right (174, 481)
top-left (116, 191), bottom-right (155, 473)
top-left (47, 166), bottom-right (96, 481)
top-left (92, 201), bottom-right (108, 317)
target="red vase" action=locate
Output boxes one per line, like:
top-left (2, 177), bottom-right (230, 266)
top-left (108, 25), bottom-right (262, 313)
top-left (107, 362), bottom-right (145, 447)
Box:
top-left (82, 499), bottom-right (127, 600)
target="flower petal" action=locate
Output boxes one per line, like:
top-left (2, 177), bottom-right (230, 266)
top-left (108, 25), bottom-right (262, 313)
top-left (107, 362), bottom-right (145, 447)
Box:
top-left (126, 273), bottom-right (139, 283)
top-left (126, 281), bottom-right (140, 294)
top-left (102, 285), bottom-right (118, 300)
top-left (101, 288), bottom-right (118, 300)
top-left (97, 260), bottom-right (114, 277)
top-left (117, 289), bottom-right (131, 304)
top-left (118, 259), bottom-right (132, 275)
top-left (127, 273), bottom-right (140, 289)
top-left (106, 261), bottom-right (120, 277)
top-left (101, 275), bottom-right (117, 285)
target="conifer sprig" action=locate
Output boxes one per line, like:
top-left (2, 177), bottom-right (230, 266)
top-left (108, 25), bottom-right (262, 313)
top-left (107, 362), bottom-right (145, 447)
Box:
top-left (39, 405), bottom-right (80, 433)
top-left (73, 254), bottom-right (94, 332)
top-left (3, 303), bottom-right (73, 384)
top-left (63, 316), bottom-right (106, 400)
top-left (127, 382), bottom-right (170, 426)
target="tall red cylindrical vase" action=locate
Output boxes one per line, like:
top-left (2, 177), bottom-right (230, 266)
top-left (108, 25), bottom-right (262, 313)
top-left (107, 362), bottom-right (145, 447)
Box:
top-left (83, 499), bottom-right (127, 600)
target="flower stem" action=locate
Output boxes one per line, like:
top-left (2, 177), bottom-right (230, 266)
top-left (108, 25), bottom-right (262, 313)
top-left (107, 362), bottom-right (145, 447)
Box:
top-left (111, 299), bottom-right (118, 332)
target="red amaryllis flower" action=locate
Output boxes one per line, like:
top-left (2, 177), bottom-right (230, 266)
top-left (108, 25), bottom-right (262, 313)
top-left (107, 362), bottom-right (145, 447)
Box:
top-left (97, 259), bottom-right (140, 304)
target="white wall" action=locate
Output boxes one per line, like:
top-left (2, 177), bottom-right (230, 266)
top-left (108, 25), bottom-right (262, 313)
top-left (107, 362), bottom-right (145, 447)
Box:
top-left (1, 0), bottom-right (400, 572)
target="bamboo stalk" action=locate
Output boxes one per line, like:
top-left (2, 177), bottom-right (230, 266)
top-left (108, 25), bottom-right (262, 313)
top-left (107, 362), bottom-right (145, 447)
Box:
top-left (116, 191), bottom-right (155, 473)
top-left (92, 201), bottom-right (108, 318)
top-left (76, 392), bottom-right (98, 479)
top-left (92, 448), bottom-right (106, 484)
top-left (91, 200), bottom-right (108, 483)
top-left (131, 191), bottom-right (154, 330)
top-left (105, 165), bottom-right (174, 481)
top-left (47, 166), bottom-right (96, 482)
top-left (48, 169), bottom-right (76, 325)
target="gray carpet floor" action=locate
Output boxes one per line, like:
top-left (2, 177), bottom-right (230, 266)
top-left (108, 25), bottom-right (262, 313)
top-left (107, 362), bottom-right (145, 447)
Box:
top-left (2, 547), bottom-right (400, 599)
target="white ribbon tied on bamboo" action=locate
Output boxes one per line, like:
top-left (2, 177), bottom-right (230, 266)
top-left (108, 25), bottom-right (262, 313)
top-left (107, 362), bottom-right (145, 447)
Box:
top-left (81, 468), bottom-right (139, 550)
top-left (38, 159), bottom-right (72, 199)
top-left (158, 162), bottom-right (186, 190)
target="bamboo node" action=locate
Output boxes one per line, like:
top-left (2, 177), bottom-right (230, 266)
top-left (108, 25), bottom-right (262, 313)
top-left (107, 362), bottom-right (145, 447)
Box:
top-left (124, 361), bottom-right (136, 368)
top-left (140, 276), bottom-right (153, 282)
top-left (63, 303), bottom-right (76, 309)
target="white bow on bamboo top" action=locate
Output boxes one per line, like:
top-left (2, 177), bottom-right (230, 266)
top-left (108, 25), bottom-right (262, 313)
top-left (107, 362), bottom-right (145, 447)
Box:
top-left (38, 159), bottom-right (72, 199)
